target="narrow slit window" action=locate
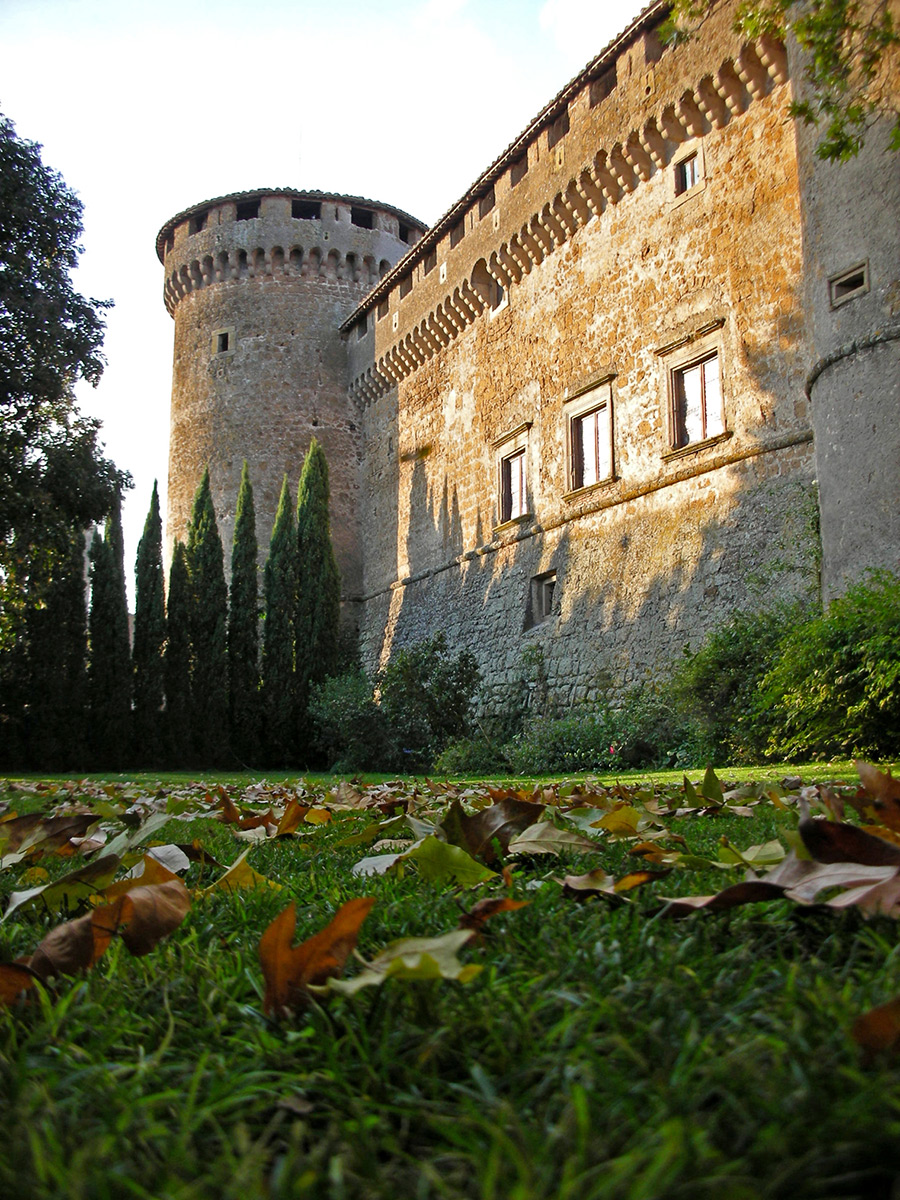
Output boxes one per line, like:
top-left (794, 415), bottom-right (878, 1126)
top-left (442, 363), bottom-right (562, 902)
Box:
top-left (829, 262), bottom-right (869, 307)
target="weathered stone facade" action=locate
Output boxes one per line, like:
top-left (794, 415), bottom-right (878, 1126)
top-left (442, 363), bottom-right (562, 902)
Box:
top-left (158, 0), bottom-right (899, 708)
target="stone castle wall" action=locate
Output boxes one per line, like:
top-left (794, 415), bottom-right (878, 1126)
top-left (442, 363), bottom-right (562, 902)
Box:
top-left (345, 1), bottom-right (820, 705)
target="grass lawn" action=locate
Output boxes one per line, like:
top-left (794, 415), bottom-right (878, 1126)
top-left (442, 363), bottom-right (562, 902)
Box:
top-left (1, 761), bottom-right (899, 1199)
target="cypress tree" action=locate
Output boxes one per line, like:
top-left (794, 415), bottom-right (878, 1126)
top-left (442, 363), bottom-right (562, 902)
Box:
top-left (133, 482), bottom-right (166, 764)
top-left (186, 468), bottom-right (229, 764)
top-left (262, 475), bottom-right (297, 764)
top-left (295, 438), bottom-right (341, 751)
top-left (26, 527), bottom-right (88, 769)
top-left (164, 540), bottom-right (192, 765)
top-left (88, 518), bottom-right (132, 768)
top-left (229, 462), bottom-right (260, 764)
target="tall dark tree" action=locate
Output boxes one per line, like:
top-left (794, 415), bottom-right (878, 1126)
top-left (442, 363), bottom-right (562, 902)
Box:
top-left (164, 540), bottom-right (192, 765)
top-left (186, 469), bottom-right (229, 764)
top-left (133, 482), bottom-right (166, 764)
top-left (24, 527), bottom-right (89, 769)
top-left (262, 476), bottom-right (297, 764)
top-left (88, 520), bottom-right (131, 768)
top-left (229, 462), bottom-right (260, 764)
top-left (295, 438), bottom-right (341, 752)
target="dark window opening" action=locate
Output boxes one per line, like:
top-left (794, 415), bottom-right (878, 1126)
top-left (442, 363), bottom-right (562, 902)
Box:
top-left (236, 199), bottom-right (261, 221)
top-left (525, 571), bottom-right (556, 629)
top-left (399, 275), bottom-right (412, 298)
top-left (292, 199), bottom-right (321, 220)
top-left (217, 332), bottom-right (230, 353)
top-left (189, 211), bottom-right (208, 235)
top-left (164, 233), bottom-right (174, 255)
top-left (675, 154), bottom-right (700, 195)
top-left (547, 110), bottom-right (570, 150)
top-left (590, 66), bottom-right (617, 106)
top-left (510, 154), bottom-right (528, 187)
top-left (450, 219), bottom-right (465, 248)
top-left (351, 206), bottom-right (374, 229)
top-left (398, 222), bottom-right (413, 244)
top-left (479, 189), bottom-right (495, 220)
top-left (423, 248), bottom-right (437, 275)
top-left (356, 317), bottom-right (367, 341)
top-left (829, 262), bottom-right (869, 307)
top-left (377, 299), bottom-right (389, 320)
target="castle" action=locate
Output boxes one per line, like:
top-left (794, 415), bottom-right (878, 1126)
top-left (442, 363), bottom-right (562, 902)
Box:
top-left (157, 0), bottom-right (900, 707)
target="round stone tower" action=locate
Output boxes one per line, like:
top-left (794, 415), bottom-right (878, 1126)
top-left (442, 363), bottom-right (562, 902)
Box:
top-left (156, 188), bottom-right (425, 598)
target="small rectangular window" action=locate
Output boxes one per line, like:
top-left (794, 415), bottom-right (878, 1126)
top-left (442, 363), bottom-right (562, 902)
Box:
top-left (211, 327), bottom-right (234, 356)
top-left (671, 352), bottom-right (724, 448)
top-left (292, 199), bottom-right (321, 220)
top-left (399, 275), bottom-right (412, 298)
top-left (479, 189), bottom-right (495, 220)
top-left (398, 222), bottom-right (413, 244)
top-left (236, 200), bottom-right (261, 221)
top-left (351, 206), bottom-right (374, 229)
top-left (189, 211), bottom-right (208, 235)
top-left (510, 154), bottom-right (528, 187)
top-left (675, 153), bottom-right (700, 196)
top-left (526, 571), bottom-right (556, 628)
top-left (547, 110), bottom-right (570, 150)
top-left (500, 448), bottom-right (527, 522)
top-left (450, 219), bottom-right (465, 248)
top-left (377, 299), bottom-right (389, 320)
top-left (829, 261), bottom-right (869, 308)
top-left (423, 248), bottom-right (437, 275)
top-left (356, 317), bottom-right (367, 341)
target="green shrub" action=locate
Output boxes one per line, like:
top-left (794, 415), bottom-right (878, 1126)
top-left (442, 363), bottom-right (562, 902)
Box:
top-left (668, 602), bottom-right (808, 763)
top-left (308, 669), bottom-right (393, 771)
top-left (378, 633), bottom-right (481, 770)
top-left (757, 570), bottom-right (900, 760)
top-left (433, 735), bottom-right (511, 776)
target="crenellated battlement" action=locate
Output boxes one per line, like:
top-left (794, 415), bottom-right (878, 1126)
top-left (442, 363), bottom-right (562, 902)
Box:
top-left (345, 31), bottom-right (789, 403)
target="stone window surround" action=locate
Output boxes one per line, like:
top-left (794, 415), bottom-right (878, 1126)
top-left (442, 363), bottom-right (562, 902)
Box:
top-left (493, 421), bottom-right (532, 529)
top-left (657, 319), bottom-right (730, 459)
top-left (671, 140), bottom-right (706, 207)
top-left (563, 373), bottom-right (616, 498)
top-left (211, 326), bottom-right (235, 357)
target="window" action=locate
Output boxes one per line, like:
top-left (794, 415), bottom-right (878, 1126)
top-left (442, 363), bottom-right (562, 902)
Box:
top-left (351, 206), bottom-right (374, 229)
top-left (398, 222), bottom-right (413, 244)
top-left (590, 66), bottom-right (616, 106)
top-left (510, 154), bottom-right (528, 187)
top-left (292, 199), bottom-right (321, 220)
top-left (236, 199), bottom-right (260, 221)
top-left (355, 317), bottom-right (367, 341)
top-left (829, 261), bottom-right (869, 308)
top-left (189, 210), bottom-right (208, 235)
top-left (525, 571), bottom-right (556, 629)
top-left (423, 248), bottom-right (437, 275)
top-left (377, 299), bottom-right (389, 321)
top-left (675, 153), bottom-right (700, 195)
top-left (211, 327), bottom-right (235, 356)
top-left (479, 188), bottom-right (495, 220)
top-left (500, 448), bottom-right (526, 522)
top-left (671, 352), bottom-right (724, 448)
top-left (571, 404), bottom-right (611, 489)
top-left (399, 274), bottom-right (412, 298)
top-left (450, 219), bottom-right (465, 248)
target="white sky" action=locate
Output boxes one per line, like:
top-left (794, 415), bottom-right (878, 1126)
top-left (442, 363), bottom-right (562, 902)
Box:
top-left (1, 0), bottom-right (646, 595)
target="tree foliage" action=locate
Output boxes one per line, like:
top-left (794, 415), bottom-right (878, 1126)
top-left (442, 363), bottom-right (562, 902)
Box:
top-left (668, 0), bottom-right (900, 160)
top-left (0, 112), bottom-right (128, 643)
top-left (186, 469), bottom-right (229, 764)
top-left (164, 541), bottom-right (192, 766)
top-left (294, 438), bottom-right (341, 743)
top-left (229, 462), bottom-right (260, 764)
top-left (262, 476), bottom-right (297, 764)
top-left (132, 482), bottom-right (166, 764)
top-left (88, 509), bottom-right (132, 769)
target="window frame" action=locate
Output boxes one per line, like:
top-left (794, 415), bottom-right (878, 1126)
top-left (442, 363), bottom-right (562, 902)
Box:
top-left (493, 422), bottom-right (532, 528)
top-left (564, 378), bottom-right (615, 496)
top-left (657, 322), bottom-right (729, 457)
top-left (671, 142), bottom-right (706, 206)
